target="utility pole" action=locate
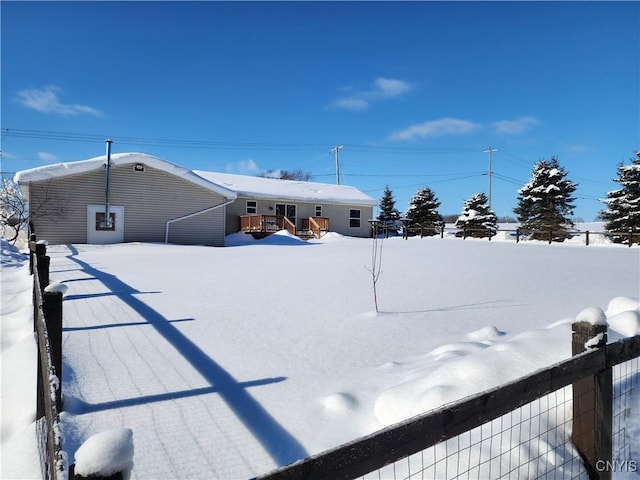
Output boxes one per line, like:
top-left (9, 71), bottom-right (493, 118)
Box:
top-left (484, 147), bottom-right (498, 209)
top-left (331, 145), bottom-right (343, 185)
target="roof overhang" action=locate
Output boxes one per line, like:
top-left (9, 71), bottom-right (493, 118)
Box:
top-left (14, 153), bottom-right (237, 201)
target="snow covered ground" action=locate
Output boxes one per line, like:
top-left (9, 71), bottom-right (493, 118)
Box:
top-left (1, 229), bottom-right (639, 479)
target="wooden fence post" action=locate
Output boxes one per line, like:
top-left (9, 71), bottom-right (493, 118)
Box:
top-left (29, 234), bottom-right (37, 275)
top-left (629, 229), bottom-right (634, 248)
top-left (586, 230), bottom-right (590, 247)
top-left (548, 228), bottom-right (553, 244)
top-left (516, 228), bottom-right (520, 243)
top-left (571, 321), bottom-right (612, 480)
top-left (43, 291), bottom-right (64, 413)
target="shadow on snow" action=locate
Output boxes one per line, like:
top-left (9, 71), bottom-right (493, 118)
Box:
top-left (62, 244), bottom-right (308, 467)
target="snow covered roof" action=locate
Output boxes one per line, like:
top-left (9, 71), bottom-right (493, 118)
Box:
top-left (194, 170), bottom-right (377, 206)
top-left (14, 152), bottom-right (376, 206)
top-left (14, 153), bottom-right (237, 200)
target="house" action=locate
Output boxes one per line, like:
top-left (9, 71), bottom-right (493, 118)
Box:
top-left (194, 171), bottom-right (376, 239)
top-left (14, 152), bottom-right (376, 245)
top-left (14, 153), bottom-right (237, 246)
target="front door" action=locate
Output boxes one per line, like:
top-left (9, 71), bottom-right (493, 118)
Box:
top-left (87, 205), bottom-right (124, 244)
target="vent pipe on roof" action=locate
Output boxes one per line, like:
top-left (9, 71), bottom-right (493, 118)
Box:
top-left (104, 139), bottom-right (113, 227)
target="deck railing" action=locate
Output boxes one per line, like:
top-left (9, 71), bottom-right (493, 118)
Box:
top-left (308, 217), bottom-right (329, 238)
top-left (240, 215), bottom-right (297, 236)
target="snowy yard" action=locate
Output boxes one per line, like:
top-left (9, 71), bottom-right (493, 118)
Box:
top-left (2, 230), bottom-right (640, 479)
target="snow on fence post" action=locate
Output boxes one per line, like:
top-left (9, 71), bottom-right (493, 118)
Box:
top-left (70, 428), bottom-right (134, 480)
top-left (571, 320), bottom-right (612, 480)
top-left (43, 289), bottom-right (64, 413)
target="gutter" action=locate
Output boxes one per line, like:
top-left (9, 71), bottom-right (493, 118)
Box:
top-left (164, 198), bottom-right (236, 244)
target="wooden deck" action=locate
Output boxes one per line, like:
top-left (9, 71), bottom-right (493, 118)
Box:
top-left (240, 215), bottom-right (329, 239)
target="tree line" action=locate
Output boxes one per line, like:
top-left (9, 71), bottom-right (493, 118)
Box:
top-left (376, 152), bottom-right (640, 243)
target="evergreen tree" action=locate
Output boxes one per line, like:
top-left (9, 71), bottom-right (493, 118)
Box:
top-left (405, 186), bottom-right (442, 235)
top-left (514, 157), bottom-right (577, 241)
top-left (600, 151), bottom-right (640, 243)
top-left (455, 192), bottom-right (498, 238)
top-left (377, 185), bottom-right (401, 222)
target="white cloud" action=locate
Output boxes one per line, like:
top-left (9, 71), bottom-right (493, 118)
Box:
top-left (226, 159), bottom-right (260, 175)
top-left (328, 77), bottom-right (413, 111)
top-left (389, 117), bottom-right (480, 141)
top-left (491, 116), bottom-right (540, 135)
top-left (38, 152), bottom-right (58, 162)
top-left (373, 77), bottom-right (412, 98)
top-left (17, 85), bottom-right (102, 117)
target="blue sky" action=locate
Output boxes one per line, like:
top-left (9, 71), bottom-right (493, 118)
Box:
top-left (2, 1), bottom-right (638, 221)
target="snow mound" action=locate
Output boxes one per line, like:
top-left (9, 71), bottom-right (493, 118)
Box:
top-left (323, 392), bottom-right (359, 413)
top-left (260, 230), bottom-right (309, 246)
top-left (606, 296), bottom-right (640, 317)
top-left (225, 231), bottom-right (257, 246)
top-left (466, 325), bottom-right (505, 343)
top-left (74, 428), bottom-right (134, 479)
top-left (607, 310), bottom-right (640, 337)
top-left (575, 307), bottom-right (607, 326)
top-left (313, 232), bottom-right (345, 242)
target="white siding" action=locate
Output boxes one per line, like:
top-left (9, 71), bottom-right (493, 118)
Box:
top-left (29, 164), bottom-right (227, 246)
top-left (226, 195), bottom-right (373, 238)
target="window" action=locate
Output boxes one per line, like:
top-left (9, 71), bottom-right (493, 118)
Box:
top-left (315, 205), bottom-right (322, 217)
top-left (246, 200), bottom-right (257, 214)
top-left (349, 209), bottom-right (361, 228)
top-left (96, 212), bottom-right (116, 231)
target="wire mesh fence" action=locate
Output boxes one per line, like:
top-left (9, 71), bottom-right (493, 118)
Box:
top-left (357, 386), bottom-right (588, 480)
top-left (256, 332), bottom-right (640, 480)
top-left (613, 356), bottom-right (640, 471)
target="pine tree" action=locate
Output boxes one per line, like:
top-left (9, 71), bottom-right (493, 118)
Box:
top-left (455, 192), bottom-right (498, 238)
top-left (405, 186), bottom-right (442, 236)
top-left (514, 157), bottom-right (577, 241)
top-left (600, 151), bottom-right (640, 243)
top-left (377, 185), bottom-right (401, 222)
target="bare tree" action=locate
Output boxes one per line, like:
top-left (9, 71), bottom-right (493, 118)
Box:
top-left (258, 169), bottom-right (313, 181)
top-left (0, 179), bottom-right (68, 243)
top-left (364, 223), bottom-right (384, 313)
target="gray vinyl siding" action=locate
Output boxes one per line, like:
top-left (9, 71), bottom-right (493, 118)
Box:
top-left (225, 195), bottom-right (373, 238)
top-left (29, 164), bottom-right (227, 246)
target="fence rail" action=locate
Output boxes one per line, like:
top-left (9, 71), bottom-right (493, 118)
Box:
top-left (255, 326), bottom-right (640, 480)
top-left (399, 225), bottom-right (639, 247)
top-left (30, 235), bottom-right (66, 480)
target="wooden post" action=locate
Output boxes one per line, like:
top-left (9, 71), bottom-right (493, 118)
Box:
top-left (37, 255), bottom-right (50, 295)
top-left (586, 230), bottom-right (590, 247)
top-left (29, 234), bottom-right (37, 274)
top-left (463, 227), bottom-right (467, 240)
top-left (572, 321), bottom-right (612, 480)
top-left (440, 224), bottom-right (444, 239)
top-left (516, 228), bottom-right (520, 243)
top-left (43, 291), bottom-right (64, 413)
top-left (548, 228), bottom-right (553, 244)
top-left (629, 229), bottom-right (634, 248)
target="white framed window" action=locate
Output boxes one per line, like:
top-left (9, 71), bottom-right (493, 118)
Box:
top-left (315, 205), bottom-right (322, 217)
top-left (349, 209), bottom-right (361, 228)
top-left (246, 200), bottom-right (257, 214)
